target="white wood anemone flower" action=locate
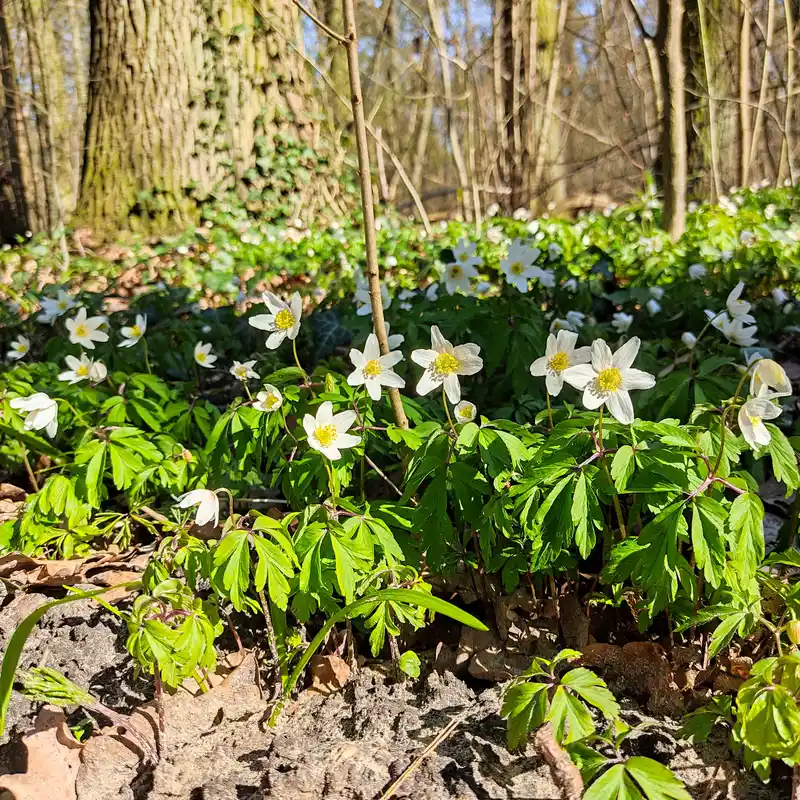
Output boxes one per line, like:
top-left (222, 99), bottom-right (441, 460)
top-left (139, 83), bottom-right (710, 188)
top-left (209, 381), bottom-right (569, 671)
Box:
top-left (750, 359), bottom-right (791, 398)
top-left (303, 401), bottom-right (361, 461)
top-left (7, 335), bottom-right (29, 361)
top-left (500, 241), bottom-right (540, 293)
top-left (444, 240), bottom-right (480, 295)
top-left (562, 337), bottom-right (656, 424)
top-left (688, 264), bottom-right (707, 280)
top-left (120, 314), bottom-right (147, 348)
top-left (194, 341), bottom-right (217, 369)
top-left (611, 313), bottom-right (633, 334)
top-left (176, 489), bottom-right (220, 527)
top-left (66, 308), bottom-right (109, 350)
top-left (38, 290), bottom-right (76, 323)
top-left (355, 283), bottom-right (391, 316)
top-left (454, 400), bottom-right (477, 423)
top-left (9, 393), bottom-right (58, 438)
top-left (380, 323), bottom-right (404, 350)
top-left (681, 332), bottom-right (697, 350)
top-left (725, 281), bottom-right (756, 324)
top-left (58, 354), bottom-right (106, 384)
top-left (347, 333), bottom-right (405, 402)
top-left (738, 395), bottom-right (782, 448)
top-left (411, 325), bottom-right (483, 404)
top-left (708, 312), bottom-right (759, 347)
top-left (254, 384), bottom-right (283, 412)
top-left (530, 330), bottom-right (592, 397)
top-left (230, 360), bottom-right (259, 382)
top-left (249, 292), bottom-right (302, 349)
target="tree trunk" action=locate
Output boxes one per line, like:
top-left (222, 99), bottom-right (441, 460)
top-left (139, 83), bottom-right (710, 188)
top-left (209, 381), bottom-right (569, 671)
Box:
top-left (657, 0), bottom-right (687, 239)
top-left (739, 0), bottom-right (752, 186)
top-left (0, 0), bottom-right (29, 239)
top-left (77, 0), bottom-right (318, 232)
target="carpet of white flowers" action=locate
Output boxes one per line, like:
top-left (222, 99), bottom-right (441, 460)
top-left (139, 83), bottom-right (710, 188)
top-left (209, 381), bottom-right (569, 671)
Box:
top-left (2, 185), bottom-right (800, 794)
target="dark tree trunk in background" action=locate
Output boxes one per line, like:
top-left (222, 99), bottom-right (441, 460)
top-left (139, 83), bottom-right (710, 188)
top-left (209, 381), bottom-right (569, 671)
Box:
top-left (77, 0), bottom-right (319, 232)
top-left (0, 0), bottom-right (30, 238)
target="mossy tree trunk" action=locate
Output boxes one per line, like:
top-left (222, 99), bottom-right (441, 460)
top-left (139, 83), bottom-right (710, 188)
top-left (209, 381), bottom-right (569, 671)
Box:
top-left (77, 0), bottom-right (318, 233)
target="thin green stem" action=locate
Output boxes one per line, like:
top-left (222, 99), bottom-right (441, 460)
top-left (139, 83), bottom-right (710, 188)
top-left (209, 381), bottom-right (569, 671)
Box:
top-left (292, 338), bottom-right (308, 382)
top-left (545, 392), bottom-right (553, 429)
top-left (597, 409), bottom-right (628, 540)
top-left (712, 362), bottom-right (757, 476)
top-left (142, 338), bottom-right (152, 374)
top-left (214, 487), bottom-right (235, 518)
top-left (686, 308), bottom-right (726, 373)
top-left (442, 386), bottom-right (456, 435)
top-left (19, 446), bottom-right (39, 492)
top-left (324, 461), bottom-right (337, 505)
top-left (243, 382), bottom-right (253, 402)
top-left (56, 398), bottom-right (92, 428)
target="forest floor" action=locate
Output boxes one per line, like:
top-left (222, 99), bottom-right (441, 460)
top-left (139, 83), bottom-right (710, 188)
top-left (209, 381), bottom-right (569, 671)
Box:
top-left (0, 583), bottom-right (789, 799)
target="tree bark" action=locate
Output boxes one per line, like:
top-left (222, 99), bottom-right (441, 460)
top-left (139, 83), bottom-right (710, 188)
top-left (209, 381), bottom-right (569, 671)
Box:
top-left (0, 0), bottom-right (30, 238)
top-left (77, 0), bottom-right (319, 232)
top-left (657, 0), bottom-right (687, 239)
top-left (739, 0), bottom-right (752, 186)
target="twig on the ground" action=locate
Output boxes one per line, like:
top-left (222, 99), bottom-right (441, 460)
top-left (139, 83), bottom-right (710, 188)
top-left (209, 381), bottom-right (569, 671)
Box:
top-left (379, 714), bottom-right (463, 799)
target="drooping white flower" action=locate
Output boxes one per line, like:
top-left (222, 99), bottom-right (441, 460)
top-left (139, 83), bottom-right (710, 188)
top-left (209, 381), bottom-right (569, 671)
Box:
top-left (513, 207), bottom-right (531, 221)
top-left (765, 204), bottom-right (777, 220)
top-left (347, 333), bottom-right (405, 401)
top-left (411, 325), bottom-right (483, 404)
top-left (725, 282), bottom-right (756, 324)
top-left (486, 202), bottom-right (500, 217)
top-left (66, 308), bottom-right (109, 350)
top-left (355, 283), bottom-right (391, 316)
top-left (38, 290), bottom-right (76, 323)
top-left (563, 278), bottom-right (578, 294)
top-left (303, 401), bottom-right (361, 460)
top-left (772, 288), bottom-right (789, 305)
top-left (454, 401), bottom-right (477, 423)
top-left (750, 359), bottom-right (792, 398)
top-left (501, 241), bottom-right (540, 293)
top-left (740, 230), bottom-right (756, 247)
top-left (194, 341), bottom-right (217, 369)
top-left (738, 396), bottom-right (782, 448)
top-left (9, 393), bottom-right (58, 438)
top-left (530, 330), bottom-right (592, 396)
top-left (230, 360), bottom-right (259, 382)
top-left (532, 267), bottom-right (556, 288)
top-left (649, 287), bottom-right (664, 300)
top-left (562, 337), bottom-right (656, 424)
top-left (7, 335), bottom-right (29, 361)
top-left (548, 243), bottom-right (563, 261)
top-left (425, 283), bottom-right (439, 302)
top-left (119, 314), bottom-right (147, 348)
top-left (611, 313), bottom-right (633, 334)
top-left (688, 263), bottom-right (707, 280)
top-left (681, 332), bottom-right (697, 350)
top-left (638, 236), bottom-right (662, 254)
top-left (646, 299), bottom-right (661, 315)
top-left (486, 226), bottom-right (505, 244)
top-left (708, 311), bottom-right (759, 347)
top-left (249, 292), bottom-right (302, 349)
top-left (58, 353), bottom-right (106, 384)
top-left (381, 323), bottom-right (404, 350)
top-left (445, 240), bottom-right (480, 295)
top-left (566, 310), bottom-right (586, 329)
top-left (176, 489), bottom-right (220, 527)
top-left (254, 384), bottom-right (283, 412)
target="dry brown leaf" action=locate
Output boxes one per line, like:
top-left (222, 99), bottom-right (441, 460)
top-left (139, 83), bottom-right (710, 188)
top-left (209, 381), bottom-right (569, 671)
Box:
top-left (0, 707), bottom-right (82, 800)
top-left (0, 551), bottom-right (147, 590)
top-left (309, 655), bottom-right (351, 695)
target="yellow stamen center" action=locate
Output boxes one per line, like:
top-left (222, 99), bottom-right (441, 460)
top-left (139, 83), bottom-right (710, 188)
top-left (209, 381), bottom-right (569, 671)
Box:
top-left (275, 309), bottom-right (295, 330)
top-left (458, 406), bottom-right (473, 419)
top-left (548, 351), bottom-right (570, 373)
top-left (129, 325), bottom-right (141, 338)
top-left (235, 366), bottom-right (247, 378)
top-left (363, 359), bottom-right (382, 378)
top-left (748, 414), bottom-right (762, 428)
top-left (450, 265), bottom-right (463, 278)
top-left (196, 353), bottom-right (207, 363)
top-left (57, 300), bottom-right (68, 311)
top-left (597, 367), bottom-right (623, 393)
top-left (77, 364), bottom-right (89, 377)
top-left (14, 343), bottom-right (25, 352)
top-left (74, 324), bottom-right (89, 338)
top-left (510, 261), bottom-right (525, 275)
top-left (315, 424), bottom-right (338, 447)
top-left (458, 252), bottom-right (470, 263)
top-left (433, 352), bottom-right (460, 376)
top-left (264, 393), bottom-right (280, 409)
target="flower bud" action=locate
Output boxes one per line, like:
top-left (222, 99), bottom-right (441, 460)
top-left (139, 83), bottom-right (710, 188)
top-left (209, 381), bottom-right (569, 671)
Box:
top-left (787, 620), bottom-right (800, 645)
